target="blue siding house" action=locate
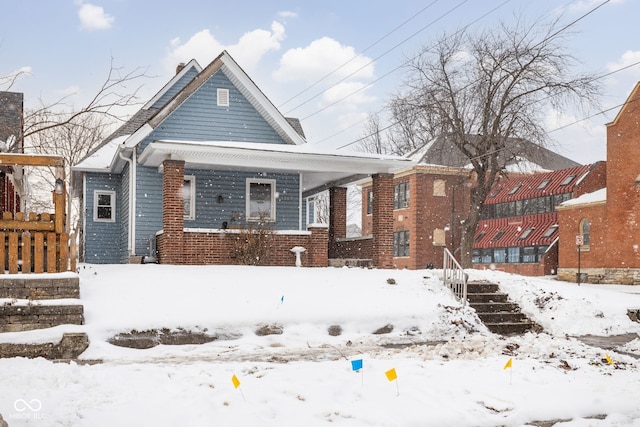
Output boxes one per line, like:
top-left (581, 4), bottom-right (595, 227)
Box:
top-left (73, 51), bottom-right (411, 267)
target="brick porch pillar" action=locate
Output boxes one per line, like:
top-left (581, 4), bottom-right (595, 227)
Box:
top-left (328, 186), bottom-right (347, 258)
top-left (308, 225), bottom-right (329, 267)
top-left (372, 173), bottom-right (394, 268)
top-left (161, 159), bottom-right (185, 264)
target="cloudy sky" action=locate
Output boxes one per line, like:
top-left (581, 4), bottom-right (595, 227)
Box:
top-left (1, 0), bottom-right (639, 164)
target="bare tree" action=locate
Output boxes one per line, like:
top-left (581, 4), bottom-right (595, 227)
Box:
top-left (390, 17), bottom-right (600, 267)
top-left (356, 113), bottom-right (388, 155)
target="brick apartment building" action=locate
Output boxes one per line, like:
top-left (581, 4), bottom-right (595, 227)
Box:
top-left (556, 82), bottom-right (640, 284)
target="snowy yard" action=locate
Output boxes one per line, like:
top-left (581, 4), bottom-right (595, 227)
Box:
top-left (1, 264), bottom-right (640, 426)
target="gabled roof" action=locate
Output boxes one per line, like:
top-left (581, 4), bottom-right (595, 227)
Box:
top-left (483, 163), bottom-right (598, 204)
top-left (607, 81), bottom-right (640, 127)
top-left (408, 134), bottom-right (579, 171)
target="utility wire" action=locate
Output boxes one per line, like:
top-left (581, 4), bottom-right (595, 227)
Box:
top-left (277, 0), bottom-right (440, 110)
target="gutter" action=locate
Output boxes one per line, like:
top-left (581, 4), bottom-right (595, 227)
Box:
top-left (118, 149), bottom-right (137, 256)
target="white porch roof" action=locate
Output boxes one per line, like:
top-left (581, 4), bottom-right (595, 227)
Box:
top-left (138, 140), bottom-right (413, 195)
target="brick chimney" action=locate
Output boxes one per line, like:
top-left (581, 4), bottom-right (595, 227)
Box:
top-left (176, 63), bottom-right (185, 74)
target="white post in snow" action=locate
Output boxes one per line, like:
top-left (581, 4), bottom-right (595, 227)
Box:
top-left (290, 246), bottom-right (306, 267)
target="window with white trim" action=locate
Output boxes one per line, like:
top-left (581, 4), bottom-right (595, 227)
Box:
top-left (93, 190), bottom-right (115, 222)
top-left (217, 88), bottom-right (229, 107)
top-left (183, 175), bottom-right (195, 220)
top-left (246, 178), bottom-right (276, 221)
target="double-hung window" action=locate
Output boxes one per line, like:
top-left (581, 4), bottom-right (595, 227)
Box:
top-left (246, 179), bottom-right (276, 221)
top-left (183, 175), bottom-right (195, 220)
top-left (394, 182), bottom-right (410, 209)
top-left (393, 230), bottom-right (410, 257)
top-left (94, 190), bottom-right (115, 222)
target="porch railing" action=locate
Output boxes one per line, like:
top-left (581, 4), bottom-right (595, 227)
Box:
top-left (443, 248), bottom-right (467, 305)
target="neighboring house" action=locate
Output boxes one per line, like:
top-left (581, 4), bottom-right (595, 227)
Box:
top-left (556, 82), bottom-right (640, 284)
top-left (0, 91), bottom-right (25, 213)
top-left (72, 51), bottom-right (411, 267)
top-left (473, 163), bottom-right (606, 276)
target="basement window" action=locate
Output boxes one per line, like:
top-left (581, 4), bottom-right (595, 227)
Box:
top-left (217, 88), bottom-right (230, 107)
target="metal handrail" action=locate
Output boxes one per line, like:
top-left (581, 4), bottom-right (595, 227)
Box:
top-left (442, 248), bottom-right (468, 305)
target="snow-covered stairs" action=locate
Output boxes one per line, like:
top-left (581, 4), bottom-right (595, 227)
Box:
top-left (467, 281), bottom-right (538, 335)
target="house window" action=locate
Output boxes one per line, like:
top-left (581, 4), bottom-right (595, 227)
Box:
top-left (474, 231), bottom-right (486, 243)
top-left (217, 88), bottom-right (229, 107)
top-left (433, 228), bottom-right (446, 246)
top-left (560, 174), bottom-right (576, 186)
top-left (481, 248), bottom-right (493, 263)
top-left (522, 246), bottom-right (537, 262)
top-left (537, 179), bottom-right (551, 190)
top-left (367, 189), bottom-right (374, 215)
top-left (246, 179), bottom-right (276, 221)
top-left (433, 179), bottom-right (446, 197)
top-left (579, 218), bottom-right (591, 249)
top-left (183, 175), bottom-right (195, 220)
top-left (519, 227), bottom-right (534, 240)
top-left (307, 198), bottom-right (315, 225)
top-left (488, 187), bottom-right (501, 198)
top-left (542, 225), bottom-right (558, 238)
top-left (507, 247), bottom-right (520, 263)
top-left (93, 190), bottom-right (115, 222)
top-left (492, 230), bottom-right (505, 242)
top-left (394, 182), bottom-right (410, 209)
top-left (508, 184), bottom-right (522, 195)
top-left (393, 230), bottom-right (410, 257)
top-left (493, 248), bottom-right (507, 263)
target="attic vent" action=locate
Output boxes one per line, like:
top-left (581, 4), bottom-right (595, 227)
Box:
top-left (217, 88), bottom-right (229, 107)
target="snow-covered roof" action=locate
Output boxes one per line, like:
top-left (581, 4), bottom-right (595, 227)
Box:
top-left (73, 135), bottom-right (130, 171)
top-left (559, 188), bottom-right (607, 208)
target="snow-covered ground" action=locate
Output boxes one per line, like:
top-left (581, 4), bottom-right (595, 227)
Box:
top-left (1, 264), bottom-right (640, 427)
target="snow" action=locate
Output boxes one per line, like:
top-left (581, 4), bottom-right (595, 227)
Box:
top-left (1, 265), bottom-right (640, 426)
top-left (72, 134), bottom-right (130, 171)
top-left (561, 188), bottom-right (607, 207)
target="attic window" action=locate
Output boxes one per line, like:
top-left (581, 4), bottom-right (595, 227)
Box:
top-left (537, 179), bottom-right (551, 190)
top-left (474, 232), bottom-right (486, 242)
top-left (560, 174), bottom-right (576, 186)
top-left (488, 188), bottom-right (501, 198)
top-left (491, 230), bottom-right (505, 242)
top-left (542, 224), bottom-right (558, 238)
top-left (508, 184), bottom-right (522, 195)
top-left (217, 88), bottom-right (229, 107)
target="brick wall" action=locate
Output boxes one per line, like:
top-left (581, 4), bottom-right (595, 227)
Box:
top-left (328, 187), bottom-right (347, 258)
top-left (330, 236), bottom-right (373, 260)
top-left (371, 173), bottom-right (394, 268)
top-left (159, 227), bottom-right (329, 267)
top-left (161, 160), bottom-right (185, 264)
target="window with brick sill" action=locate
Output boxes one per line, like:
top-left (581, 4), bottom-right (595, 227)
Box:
top-left (393, 230), bottom-right (410, 257)
top-left (394, 182), bottom-right (409, 209)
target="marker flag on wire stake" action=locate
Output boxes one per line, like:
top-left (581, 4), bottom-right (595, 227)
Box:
top-left (232, 374), bottom-right (241, 389)
top-left (605, 354), bottom-right (614, 365)
top-left (351, 359), bottom-right (363, 371)
top-left (503, 358), bottom-right (513, 370)
top-left (385, 368), bottom-right (397, 381)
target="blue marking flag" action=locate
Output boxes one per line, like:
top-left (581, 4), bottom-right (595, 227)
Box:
top-left (351, 359), bottom-right (363, 371)
top-left (280, 295), bottom-right (285, 304)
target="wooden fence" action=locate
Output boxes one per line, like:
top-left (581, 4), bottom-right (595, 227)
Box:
top-left (0, 212), bottom-right (76, 274)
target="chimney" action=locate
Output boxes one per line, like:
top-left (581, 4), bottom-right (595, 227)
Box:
top-left (176, 63), bottom-right (186, 75)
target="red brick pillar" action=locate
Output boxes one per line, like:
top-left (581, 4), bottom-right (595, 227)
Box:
top-left (161, 159), bottom-right (185, 264)
top-left (328, 187), bottom-right (347, 258)
top-left (372, 173), bottom-right (394, 268)
top-left (308, 225), bottom-right (328, 267)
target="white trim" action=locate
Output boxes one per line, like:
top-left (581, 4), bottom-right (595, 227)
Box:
top-left (246, 178), bottom-right (276, 221)
top-left (183, 227), bottom-right (312, 236)
top-left (143, 59), bottom-right (202, 109)
top-left (183, 175), bottom-right (196, 220)
top-left (93, 190), bottom-right (116, 222)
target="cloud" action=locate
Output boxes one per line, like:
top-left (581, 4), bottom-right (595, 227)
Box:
top-left (273, 37), bottom-right (374, 83)
top-left (164, 21), bottom-right (285, 74)
top-left (277, 11), bottom-right (298, 19)
top-left (78, 3), bottom-right (114, 31)
top-left (606, 50), bottom-right (640, 74)
top-left (568, 0), bottom-right (625, 13)
top-left (321, 81), bottom-right (377, 110)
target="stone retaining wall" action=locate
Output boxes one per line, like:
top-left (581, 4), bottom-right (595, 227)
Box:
top-left (557, 267), bottom-right (640, 285)
top-left (0, 276), bottom-right (80, 299)
top-left (0, 304), bottom-right (84, 332)
top-left (0, 332), bottom-right (89, 359)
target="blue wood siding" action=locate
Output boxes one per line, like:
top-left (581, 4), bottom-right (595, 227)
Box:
top-left (119, 162), bottom-right (130, 262)
top-left (150, 67), bottom-right (199, 109)
top-left (84, 173), bottom-right (122, 264)
top-left (134, 165), bottom-right (163, 256)
top-left (140, 68), bottom-right (286, 151)
top-left (184, 169), bottom-right (300, 231)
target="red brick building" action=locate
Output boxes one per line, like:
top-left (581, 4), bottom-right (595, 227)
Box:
top-left (556, 82), bottom-right (640, 284)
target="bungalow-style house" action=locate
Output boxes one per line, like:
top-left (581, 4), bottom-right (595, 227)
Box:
top-left (72, 51), bottom-right (412, 267)
top-left (556, 82), bottom-right (640, 284)
top-left (473, 163), bottom-right (606, 276)
top-left (354, 134), bottom-right (585, 270)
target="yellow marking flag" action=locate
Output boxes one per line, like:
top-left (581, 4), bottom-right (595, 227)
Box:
top-left (503, 358), bottom-right (513, 370)
top-left (385, 368), bottom-right (398, 382)
top-left (232, 374), bottom-right (241, 389)
top-left (605, 354), bottom-right (614, 365)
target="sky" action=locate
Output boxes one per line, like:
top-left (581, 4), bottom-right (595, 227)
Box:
top-left (1, 264), bottom-right (640, 425)
top-left (1, 0), bottom-right (639, 165)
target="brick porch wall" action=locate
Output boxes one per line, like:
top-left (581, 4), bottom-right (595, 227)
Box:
top-left (330, 236), bottom-right (373, 260)
top-left (328, 187), bottom-right (347, 259)
top-left (161, 159), bottom-right (185, 264)
top-left (158, 227), bottom-right (329, 267)
top-left (371, 173), bottom-right (394, 268)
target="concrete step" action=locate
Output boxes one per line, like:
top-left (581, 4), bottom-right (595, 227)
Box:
top-left (476, 311), bottom-right (528, 324)
top-left (466, 281), bottom-right (500, 294)
top-left (484, 322), bottom-right (536, 335)
top-left (470, 302), bottom-right (520, 313)
top-left (466, 292), bottom-right (509, 303)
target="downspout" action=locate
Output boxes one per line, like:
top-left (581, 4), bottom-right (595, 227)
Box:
top-left (119, 149), bottom-right (136, 256)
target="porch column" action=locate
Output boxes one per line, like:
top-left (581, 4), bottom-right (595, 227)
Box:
top-left (372, 173), bottom-right (394, 268)
top-left (328, 186), bottom-right (347, 258)
top-left (161, 159), bottom-right (185, 264)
